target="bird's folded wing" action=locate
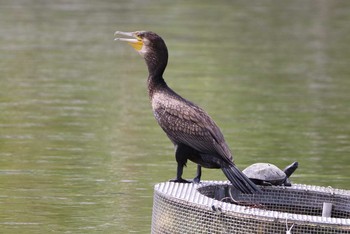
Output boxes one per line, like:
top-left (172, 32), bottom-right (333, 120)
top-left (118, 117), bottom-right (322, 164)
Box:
top-left (155, 102), bottom-right (233, 163)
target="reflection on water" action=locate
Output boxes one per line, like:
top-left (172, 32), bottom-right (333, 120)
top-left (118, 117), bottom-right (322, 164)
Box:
top-left (0, 0), bottom-right (349, 233)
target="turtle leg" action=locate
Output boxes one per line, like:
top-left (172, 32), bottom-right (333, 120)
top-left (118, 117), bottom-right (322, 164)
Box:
top-left (261, 181), bottom-right (273, 186)
top-left (284, 178), bottom-right (292, 186)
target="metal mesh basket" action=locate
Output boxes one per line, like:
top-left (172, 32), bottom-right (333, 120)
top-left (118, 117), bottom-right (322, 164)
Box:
top-left (152, 181), bottom-right (350, 233)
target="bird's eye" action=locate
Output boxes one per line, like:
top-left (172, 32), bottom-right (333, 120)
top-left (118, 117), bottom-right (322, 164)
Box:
top-left (134, 32), bottom-right (141, 39)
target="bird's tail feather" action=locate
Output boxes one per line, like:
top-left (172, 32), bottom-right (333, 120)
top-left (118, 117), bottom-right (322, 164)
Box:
top-left (222, 164), bottom-right (262, 194)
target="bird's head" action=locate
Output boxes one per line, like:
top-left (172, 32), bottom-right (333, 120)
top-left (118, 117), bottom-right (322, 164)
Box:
top-left (114, 31), bottom-right (166, 58)
top-left (114, 31), bottom-right (168, 76)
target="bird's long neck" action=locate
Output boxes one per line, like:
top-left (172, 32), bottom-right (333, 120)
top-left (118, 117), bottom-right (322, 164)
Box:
top-left (144, 48), bottom-right (168, 98)
top-left (147, 74), bottom-right (167, 98)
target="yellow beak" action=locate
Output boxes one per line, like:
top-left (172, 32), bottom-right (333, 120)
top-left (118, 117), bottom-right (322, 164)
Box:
top-left (114, 31), bottom-right (143, 51)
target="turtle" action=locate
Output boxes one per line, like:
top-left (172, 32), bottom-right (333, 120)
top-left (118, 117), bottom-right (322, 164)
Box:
top-left (242, 161), bottom-right (298, 186)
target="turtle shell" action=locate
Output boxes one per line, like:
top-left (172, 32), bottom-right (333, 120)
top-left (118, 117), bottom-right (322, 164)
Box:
top-left (242, 163), bottom-right (287, 186)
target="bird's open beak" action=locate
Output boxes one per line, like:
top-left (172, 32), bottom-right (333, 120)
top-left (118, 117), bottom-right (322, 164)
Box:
top-left (114, 31), bottom-right (143, 51)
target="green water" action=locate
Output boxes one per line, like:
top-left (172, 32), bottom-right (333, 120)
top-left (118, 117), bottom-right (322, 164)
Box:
top-left (0, 0), bottom-right (349, 233)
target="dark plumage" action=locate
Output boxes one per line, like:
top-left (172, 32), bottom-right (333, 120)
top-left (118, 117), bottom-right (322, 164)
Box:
top-left (115, 31), bottom-right (261, 194)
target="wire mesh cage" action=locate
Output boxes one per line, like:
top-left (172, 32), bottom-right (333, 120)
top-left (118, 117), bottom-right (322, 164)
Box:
top-left (152, 181), bottom-right (350, 234)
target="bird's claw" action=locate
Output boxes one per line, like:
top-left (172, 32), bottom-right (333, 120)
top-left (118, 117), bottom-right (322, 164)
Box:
top-left (169, 177), bottom-right (201, 184)
top-left (169, 178), bottom-right (191, 183)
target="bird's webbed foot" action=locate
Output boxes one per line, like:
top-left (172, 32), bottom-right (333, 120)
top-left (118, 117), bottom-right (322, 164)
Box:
top-left (192, 176), bottom-right (201, 184)
top-left (169, 178), bottom-right (192, 183)
top-left (192, 165), bottom-right (202, 184)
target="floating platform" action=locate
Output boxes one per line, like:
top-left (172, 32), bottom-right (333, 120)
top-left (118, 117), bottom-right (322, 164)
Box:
top-left (152, 181), bottom-right (350, 233)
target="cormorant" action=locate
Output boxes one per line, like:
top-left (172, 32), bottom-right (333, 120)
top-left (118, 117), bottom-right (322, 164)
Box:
top-left (114, 31), bottom-right (261, 194)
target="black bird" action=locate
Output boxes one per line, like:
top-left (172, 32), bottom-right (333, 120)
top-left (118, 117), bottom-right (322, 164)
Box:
top-left (114, 31), bottom-right (261, 194)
